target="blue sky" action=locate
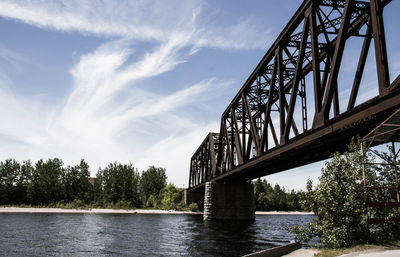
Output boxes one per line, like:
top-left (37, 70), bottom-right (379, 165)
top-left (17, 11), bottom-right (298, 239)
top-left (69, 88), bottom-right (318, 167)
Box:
top-left (0, 0), bottom-right (398, 190)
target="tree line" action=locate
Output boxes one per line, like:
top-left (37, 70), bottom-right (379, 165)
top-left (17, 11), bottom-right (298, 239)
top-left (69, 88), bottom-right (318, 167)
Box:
top-left (254, 179), bottom-right (305, 211)
top-left (0, 157), bottom-right (310, 211)
top-left (0, 158), bottom-right (184, 210)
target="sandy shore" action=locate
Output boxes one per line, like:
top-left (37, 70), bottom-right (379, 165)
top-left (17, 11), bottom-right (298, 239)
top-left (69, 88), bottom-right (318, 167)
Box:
top-left (0, 207), bottom-right (313, 215)
top-left (256, 211), bottom-right (314, 215)
top-left (0, 207), bottom-right (202, 215)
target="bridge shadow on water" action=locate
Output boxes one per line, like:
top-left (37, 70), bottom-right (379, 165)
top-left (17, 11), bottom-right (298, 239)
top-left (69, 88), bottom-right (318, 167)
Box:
top-left (185, 214), bottom-right (316, 257)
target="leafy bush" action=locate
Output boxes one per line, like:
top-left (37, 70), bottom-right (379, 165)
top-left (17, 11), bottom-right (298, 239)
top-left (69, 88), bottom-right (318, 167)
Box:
top-left (145, 194), bottom-right (161, 209)
top-left (288, 138), bottom-right (400, 248)
top-left (159, 184), bottom-right (183, 210)
top-left (188, 202), bottom-right (199, 212)
top-left (64, 199), bottom-right (86, 209)
top-left (115, 200), bottom-right (133, 209)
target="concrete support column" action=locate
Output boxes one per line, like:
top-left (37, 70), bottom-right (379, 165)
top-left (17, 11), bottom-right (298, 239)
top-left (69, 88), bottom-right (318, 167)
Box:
top-left (203, 181), bottom-right (255, 221)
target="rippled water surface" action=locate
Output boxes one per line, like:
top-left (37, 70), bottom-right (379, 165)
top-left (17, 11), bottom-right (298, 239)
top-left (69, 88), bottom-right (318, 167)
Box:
top-left (0, 213), bottom-right (315, 256)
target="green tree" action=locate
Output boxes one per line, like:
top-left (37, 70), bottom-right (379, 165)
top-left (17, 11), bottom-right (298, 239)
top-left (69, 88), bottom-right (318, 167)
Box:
top-left (93, 169), bottom-right (104, 205)
top-left (0, 159), bottom-right (21, 204)
top-left (255, 180), bottom-right (274, 211)
top-left (14, 160), bottom-right (33, 204)
top-left (288, 139), bottom-right (400, 248)
top-left (254, 178), bottom-right (264, 208)
top-left (301, 179), bottom-right (314, 212)
top-left (100, 162), bottom-right (140, 207)
top-left (63, 159), bottom-right (92, 203)
top-left (287, 189), bottom-right (301, 211)
top-left (273, 184), bottom-right (287, 211)
top-left (28, 158), bottom-right (65, 205)
top-left (140, 166), bottom-right (167, 205)
top-left (159, 184), bottom-right (184, 210)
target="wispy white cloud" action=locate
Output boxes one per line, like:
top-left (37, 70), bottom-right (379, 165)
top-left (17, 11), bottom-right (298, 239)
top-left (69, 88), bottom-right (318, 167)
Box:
top-left (0, 83), bottom-right (48, 148)
top-left (0, 0), bottom-right (183, 41)
top-left (0, 33), bottom-right (229, 186)
top-left (0, 42), bottom-right (28, 70)
top-left (0, 0), bottom-right (273, 186)
top-left (194, 17), bottom-right (273, 50)
top-left (0, 0), bottom-right (272, 50)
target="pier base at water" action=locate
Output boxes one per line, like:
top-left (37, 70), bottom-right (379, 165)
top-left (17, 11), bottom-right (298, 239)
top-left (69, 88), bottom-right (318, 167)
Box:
top-left (203, 181), bottom-right (255, 221)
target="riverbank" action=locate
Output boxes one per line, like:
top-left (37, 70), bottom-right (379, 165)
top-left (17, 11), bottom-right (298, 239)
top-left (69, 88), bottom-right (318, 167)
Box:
top-left (245, 240), bottom-right (400, 257)
top-left (256, 211), bottom-right (314, 215)
top-left (0, 207), bottom-right (313, 215)
top-left (283, 240), bottom-right (400, 257)
top-left (0, 207), bottom-right (202, 214)
top-left (312, 241), bottom-right (400, 257)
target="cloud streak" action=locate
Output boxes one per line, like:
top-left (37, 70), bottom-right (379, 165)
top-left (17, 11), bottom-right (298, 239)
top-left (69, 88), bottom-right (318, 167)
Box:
top-left (0, 0), bottom-right (273, 186)
top-left (0, 32), bottom-right (228, 186)
top-left (0, 0), bottom-right (272, 50)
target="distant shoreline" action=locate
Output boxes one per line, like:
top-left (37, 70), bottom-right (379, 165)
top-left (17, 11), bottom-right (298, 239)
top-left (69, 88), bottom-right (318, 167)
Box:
top-left (0, 207), bottom-right (202, 215)
top-left (256, 211), bottom-right (314, 215)
top-left (0, 207), bottom-right (313, 215)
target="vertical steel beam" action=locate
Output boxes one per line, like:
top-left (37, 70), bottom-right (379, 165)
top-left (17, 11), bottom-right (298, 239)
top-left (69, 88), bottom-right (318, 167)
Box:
top-left (320, 55), bottom-right (331, 99)
top-left (208, 134), bottom-right (217, 178)
top-left (223, 118), bottom-right (233, 170)
top-left (246, 132), bottom-right (253, 159)
top-left (196, 155), bottom-right (200, 186)
top-left (284, 99), bottom-right (299, 136)
top-left (243, 94), bottom-right (261, 155)
top-left (189, 158), bottom-right (193, 188)
top-left (261, 54), bottom-right (278, 152)
top-left (242, 99), bottom-right (246, 161)
top-left (269, 119), bottom-right (279, 147)
top-left (216, 122), bottom-right (224, 171)
top-left (300, 78), bottom-right (308, 131)
top-left (333, 81), bottom-right (340, 117)
top-left (231, 107), bottom-right (244, 165)
top-left (347, 23), bottom-right (372, 111)
top-left (317, 0), bottom-right (352, 126)
top-left (277, 47), bottom-right (286, 144)
top-left (284, 12), bottom-right (310, 141)
top-left (370, 0), bottom-right (390, 94)
top-left (310, 2), bottom-right (322, 115)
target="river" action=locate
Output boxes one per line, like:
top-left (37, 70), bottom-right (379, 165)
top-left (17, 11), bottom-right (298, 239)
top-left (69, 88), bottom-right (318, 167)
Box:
top-left (0, 213), bottom-right (315, 256)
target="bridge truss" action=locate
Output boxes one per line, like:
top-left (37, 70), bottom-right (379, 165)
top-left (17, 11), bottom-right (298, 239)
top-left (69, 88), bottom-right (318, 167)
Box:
top-left (189, 0), bottom-right (400, 190)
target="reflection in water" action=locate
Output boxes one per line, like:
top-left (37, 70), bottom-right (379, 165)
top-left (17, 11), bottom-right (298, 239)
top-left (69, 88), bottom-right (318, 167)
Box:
top-left (0, 213), bottom-right (315, 256)
top-left (192, 219), bottom-right (259, 257)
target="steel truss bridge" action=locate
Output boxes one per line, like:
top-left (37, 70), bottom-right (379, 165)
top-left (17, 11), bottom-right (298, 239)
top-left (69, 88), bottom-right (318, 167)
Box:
top-left (188, 0), bottom-right (400, 191)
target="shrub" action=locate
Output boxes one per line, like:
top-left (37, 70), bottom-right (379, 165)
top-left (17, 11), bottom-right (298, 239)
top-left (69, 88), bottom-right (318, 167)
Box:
top-left (115, 200), bottom-right (133, 209)
top-left (288, 138), bottom-right (400, 248)
top-left (188, 202), bottom-right (199, 212)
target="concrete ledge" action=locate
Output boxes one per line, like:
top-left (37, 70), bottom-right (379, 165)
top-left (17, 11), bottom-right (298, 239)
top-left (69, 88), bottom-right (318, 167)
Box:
top-left (243, 242), bottom-right (301, 257)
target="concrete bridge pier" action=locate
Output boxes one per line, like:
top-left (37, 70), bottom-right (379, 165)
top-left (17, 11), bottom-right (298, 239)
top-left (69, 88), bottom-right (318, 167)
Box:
top-left (203, 181), bottom-right (255, 221)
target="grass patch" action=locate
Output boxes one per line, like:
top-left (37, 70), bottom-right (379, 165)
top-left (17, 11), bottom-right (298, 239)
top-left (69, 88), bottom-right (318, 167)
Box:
top-left (314, 241), bottom-right (400, 257)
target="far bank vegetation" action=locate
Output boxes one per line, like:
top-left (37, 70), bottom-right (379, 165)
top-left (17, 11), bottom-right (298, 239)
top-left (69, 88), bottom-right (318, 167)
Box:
top-left (0, 158), bottom-right (308, 212)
